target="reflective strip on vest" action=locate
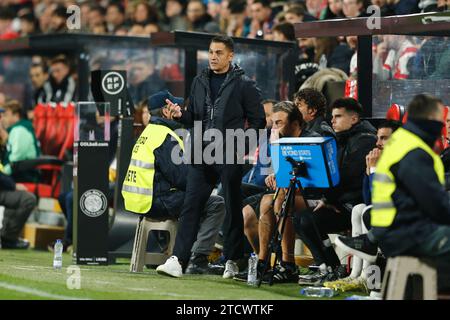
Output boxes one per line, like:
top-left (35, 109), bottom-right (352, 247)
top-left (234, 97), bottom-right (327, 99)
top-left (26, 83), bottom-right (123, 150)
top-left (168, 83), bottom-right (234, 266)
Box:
top-left (122, 185), bottom-right (153, 196)
top-left (371, 127), bottom-right (445, 228)
top-left (129, 159), bottom-right (154, 169)
top-left (122, 123), bottom-right (184, 214)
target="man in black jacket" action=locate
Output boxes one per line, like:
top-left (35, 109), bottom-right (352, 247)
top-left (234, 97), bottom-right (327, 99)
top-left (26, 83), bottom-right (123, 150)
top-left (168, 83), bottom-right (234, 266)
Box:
top-left (0, 171), bottom-right (36, 249)
top-left (293, 88), bottom-right (335, 138)
top-left (296, 97), bottom-right (377, 285)
top-left (157, 35), bottom-right (265, 278)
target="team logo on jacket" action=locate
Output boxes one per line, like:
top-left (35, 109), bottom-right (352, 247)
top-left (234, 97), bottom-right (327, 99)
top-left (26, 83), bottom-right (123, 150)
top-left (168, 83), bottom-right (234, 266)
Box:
top-left (80, 189), bottom-right (107, 218)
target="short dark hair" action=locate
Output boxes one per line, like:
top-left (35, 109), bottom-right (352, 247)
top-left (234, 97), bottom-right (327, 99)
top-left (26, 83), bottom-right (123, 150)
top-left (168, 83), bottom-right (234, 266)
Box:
top-left (108, 2), bottom-right (125, 15)
top-left (90, 4), bottom-right (107, 16)
top-left (3, 100), bottom-right (22, 116)
top-left (262, 99), bottom-right (278, 106)
top-left (253, 0), bottom-right (271, 8)
top-left (331, 97), bottom-right (363, 117)
top-left (50, 55), bottom-right (70, 67)
top-left (31, 62), bottom-right (48, 74)
top-left (407, 94), bottom-right (443, 120)
top-left (228, 0), bottom-right (247, 14)
top-left (272, 101), bottom-right (305, 128)
top-left (285, 5), bottom-right (306, 17)
top-left (378, 120), bottom-right (401, 132)
top-left (210, 35), bottom-right (234, 52)
top-left (272, 22), bottom-right (295, 41)
top-left (294, 88), bottom-right (327, 118)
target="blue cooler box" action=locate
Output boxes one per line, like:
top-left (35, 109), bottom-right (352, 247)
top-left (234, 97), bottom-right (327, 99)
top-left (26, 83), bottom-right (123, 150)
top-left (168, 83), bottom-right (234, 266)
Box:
top-left (270, 137), bottom-right (340, 189)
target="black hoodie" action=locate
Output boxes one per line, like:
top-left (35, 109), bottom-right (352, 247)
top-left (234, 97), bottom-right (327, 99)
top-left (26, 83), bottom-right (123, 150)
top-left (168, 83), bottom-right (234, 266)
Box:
top-left (329, 120), bottom-right (377, 207)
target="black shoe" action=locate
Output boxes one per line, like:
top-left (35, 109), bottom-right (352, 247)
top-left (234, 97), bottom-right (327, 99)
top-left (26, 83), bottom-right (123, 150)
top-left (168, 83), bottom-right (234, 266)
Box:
top-left (185, 254), bottom-right (218, 275)
top-left (298, 268), bottom-right (330, 286)
top-left (1, 237), bottom-right (30, 249)
top-left (262, 262), bottom-right (299, 284)
top-left (335, 234), bottom-right (378, 263)
top-left (320, 264), bottom-right (349, 284)
top-left (233, 261), bottom-right (266, 282)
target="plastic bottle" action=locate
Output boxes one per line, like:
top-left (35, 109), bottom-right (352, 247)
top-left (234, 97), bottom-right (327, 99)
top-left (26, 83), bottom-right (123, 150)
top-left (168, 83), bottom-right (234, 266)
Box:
top-left (300, 287), bottom-right (336, 298)
top-left (53, 239), bottom-right (63, 270)
top-left (247, 253), bottom-right (258, 286)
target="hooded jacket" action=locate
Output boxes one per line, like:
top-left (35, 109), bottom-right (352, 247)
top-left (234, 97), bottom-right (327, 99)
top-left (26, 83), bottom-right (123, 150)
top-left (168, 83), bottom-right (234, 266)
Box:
top-left (373, 120), bottom-right (450, 257)
top-left (329, 120), bottom-right (377, 207)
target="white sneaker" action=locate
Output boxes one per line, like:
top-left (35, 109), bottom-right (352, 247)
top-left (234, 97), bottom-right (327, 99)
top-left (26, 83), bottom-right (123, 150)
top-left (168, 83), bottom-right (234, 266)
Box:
top-left (223, 260), bottom-right (239, 279)
top-left (156, 256), bottom-right (183, 278)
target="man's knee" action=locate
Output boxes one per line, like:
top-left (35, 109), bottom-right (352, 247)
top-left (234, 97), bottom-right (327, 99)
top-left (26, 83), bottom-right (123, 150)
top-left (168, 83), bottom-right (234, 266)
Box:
top-left (242, 205), bottom-right (257, 230)
top-left (21, 191), bottom-right (37, 210)
top-left (259, 194), bottom-right (274, 217)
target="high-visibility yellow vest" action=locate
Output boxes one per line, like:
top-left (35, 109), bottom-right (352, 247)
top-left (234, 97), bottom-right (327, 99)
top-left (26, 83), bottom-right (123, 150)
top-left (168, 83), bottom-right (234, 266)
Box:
top-left (371, 127), bottom-right (444, 227)
top-left (122, 123), bottom-right (184, 214)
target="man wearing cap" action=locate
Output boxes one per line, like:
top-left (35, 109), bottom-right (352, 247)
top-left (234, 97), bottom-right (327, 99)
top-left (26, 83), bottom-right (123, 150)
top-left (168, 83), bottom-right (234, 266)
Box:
top-left (122, 91), bottom-right (226, 274)
top-left (157, 35), bottom-right (265, 278)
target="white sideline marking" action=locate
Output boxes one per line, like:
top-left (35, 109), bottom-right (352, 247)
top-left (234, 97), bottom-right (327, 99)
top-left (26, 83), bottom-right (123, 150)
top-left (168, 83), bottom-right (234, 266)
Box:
top-left (0, 281), bottom-right (90, 300)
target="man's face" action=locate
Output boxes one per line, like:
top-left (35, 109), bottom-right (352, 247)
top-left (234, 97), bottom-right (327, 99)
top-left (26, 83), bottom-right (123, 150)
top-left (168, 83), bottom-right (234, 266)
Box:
top-left (272, 111), bottom-right (293, 137)
top-left (187, 1), bottom-right (205, 23)
top-left (329, 0), bottom-right (343, 14)
top-left (106, 6), bottom-right (124, 27)
top-left (295, 99), bottom-right (316, 123)
top-left (263, 102), bottom-right (273, 128)
top-left (342, 0), bottom-right (362, 17)
top-left (49, 14), bottom-right (65, 31)
top-left (251, 3), bottom-right (270, 23)
top-left (284, 12), bottom-right (302, 24)
top-left (30, 66), bottom-right (48, 89)
top-left (88, 10), bottom-right (105, 28)
top-left (129, 62), bottom-right (153, 84)
top-left (298, 37), bottom-right (315, 50)
top-left (1, 109), bottom-right (18, 129)
top-left (50, 62), bottom-right (70, 84)
top-left (331, 108), bottom-right (358, 132)
top-left (376, 127), bottom-right (393, 150)
top-left (208, 41), bottom-right (233, 74)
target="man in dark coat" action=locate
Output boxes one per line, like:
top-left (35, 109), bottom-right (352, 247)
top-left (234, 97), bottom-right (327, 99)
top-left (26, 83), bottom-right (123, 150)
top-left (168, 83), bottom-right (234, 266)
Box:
top-left (157, 35), bottom-right (266, 278)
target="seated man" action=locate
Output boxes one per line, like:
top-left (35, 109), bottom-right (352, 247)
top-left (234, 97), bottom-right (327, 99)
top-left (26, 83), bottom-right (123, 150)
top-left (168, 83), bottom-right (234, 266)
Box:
top-left (0, 169), bottom-right (36, 249)
top-left (122, 91), bottom-right (225, 275)
top-left (0, 100), bottom-right (40, 182)
top-left (236, 101), bottom-right (320, 283)
top-left (293, 88), bottom-right (335, 138)
top-left (336, 94), bottom-right (450, 292)
top-left (295, 97), bottom-right (377, 286)
top-left (328, 120), bottom-right (400, 291)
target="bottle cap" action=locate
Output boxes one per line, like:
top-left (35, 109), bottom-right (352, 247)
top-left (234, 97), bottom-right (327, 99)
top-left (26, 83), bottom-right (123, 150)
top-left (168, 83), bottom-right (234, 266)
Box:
top-left (56, 239), bottom-right (62, 243)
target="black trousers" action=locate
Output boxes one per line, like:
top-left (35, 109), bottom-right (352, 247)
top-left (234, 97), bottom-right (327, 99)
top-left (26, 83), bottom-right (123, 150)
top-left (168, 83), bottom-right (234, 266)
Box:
top-left (293, 206), bottom-right (352, 268)
top-left (173, 163), bottom-right (244, 265)
top-left (0, 190), bottom-right (36, 241)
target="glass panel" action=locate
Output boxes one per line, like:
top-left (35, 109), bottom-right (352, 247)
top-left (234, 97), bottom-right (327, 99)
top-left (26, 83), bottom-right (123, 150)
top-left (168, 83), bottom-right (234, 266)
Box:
top-left (372, 35), bottom-right (450, 117)
top-left (75, 102), bottom-right (110, 142)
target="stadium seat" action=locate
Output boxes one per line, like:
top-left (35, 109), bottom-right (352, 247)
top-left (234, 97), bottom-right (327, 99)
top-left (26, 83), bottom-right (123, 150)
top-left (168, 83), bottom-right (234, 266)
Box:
top-left (382, 256), bottom-right (437, 300)
top-left (130, 216), bottom-right (178, 273)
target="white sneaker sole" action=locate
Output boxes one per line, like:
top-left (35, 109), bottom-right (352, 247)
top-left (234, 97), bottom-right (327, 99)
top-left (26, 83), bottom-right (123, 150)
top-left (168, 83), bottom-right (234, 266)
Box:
top-left (223, 271), bottom-right (238, 279)
top-left (156, 267), bottom-right (182, 278)
top-left (334, 237), bottom-right (377, 263)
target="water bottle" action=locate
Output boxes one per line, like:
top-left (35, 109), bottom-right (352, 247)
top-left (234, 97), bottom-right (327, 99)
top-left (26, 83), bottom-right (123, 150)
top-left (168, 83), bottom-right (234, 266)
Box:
top-left (247, 253), bottom-right (258, 286)
top-left (53, 239), bottom-right (63, 270)
top-left (300, 286), bottom-right (336, 298)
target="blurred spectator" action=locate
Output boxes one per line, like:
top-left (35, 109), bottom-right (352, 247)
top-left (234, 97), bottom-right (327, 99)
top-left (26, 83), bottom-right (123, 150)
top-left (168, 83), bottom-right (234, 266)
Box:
top-left (162, 0), bottom-right (188, 31)
top-left (373, 35), bottom-right (418, 80)
top-left (29, 62), bottom-right (49, 108)
top-left (106, 2), bottom-right (127, 33)
top-left (248, 0), bottom-right (273, 39)
top-left (272, 22), bottom-right (296, 99)
top-left (38, 3), bottom-right (56, 33)
top-left (128, 56), bottom-right (166, 104)
top-left (18, 11), bottom-right (40, 35)
top-left (295, 37), bottom-right (320, 90)
top-left (346, 35), bottom-right (358, 78)
top-left (227, 0), bottom-right (250, 37)
top-left (186, 0), bottom-right (220, 33)
top-left (133, 1), bottom-right (159, 26)
top-left (371, 0), bottom-right (396, 16)
top-left (394, 0), bottom-right (420, 15)
top-left (320, 0), bottom-right (344, 19)
top-left (284, 5), bottom-right (317, 23)
top-left (47, 55), bottom-right (77, 103)
top-left (48, 5), bottom-right (68, 33)
top-left (342, 0), bottom-right (367, 17)
top-left (87, 5), bottom-right (106, 33)
top-left (437, 0), bottom-right (449, 10)
top-left (408, 37), bottom-right (446, 79)
top-left (314, 37), bottom-right (338, 68)
top-left (0, 100), bottom-right (40, 182)
top-left (207, 0), bottom-right (223, 20)
top-left (327, 37), bottom-right (354, 74)
top-left (307, 0), bottom-right (328, 18)
top-left (0, 6), bottom-right (19, 40)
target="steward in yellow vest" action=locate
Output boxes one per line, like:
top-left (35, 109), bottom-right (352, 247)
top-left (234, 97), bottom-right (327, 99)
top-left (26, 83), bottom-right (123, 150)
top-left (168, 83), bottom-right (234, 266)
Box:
top-left (371, 95), bottom-right (450, 260)
top-left (122, 117), bottom-right (186, 215)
